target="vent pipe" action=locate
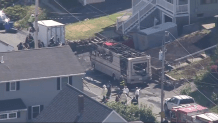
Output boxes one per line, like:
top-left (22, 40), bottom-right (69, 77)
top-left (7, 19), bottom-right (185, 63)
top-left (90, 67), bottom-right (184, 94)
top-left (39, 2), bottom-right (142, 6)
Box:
top-left (78, 95), bottom-right (84, 113)
top-left (1, 56), bottom-right (4, 63)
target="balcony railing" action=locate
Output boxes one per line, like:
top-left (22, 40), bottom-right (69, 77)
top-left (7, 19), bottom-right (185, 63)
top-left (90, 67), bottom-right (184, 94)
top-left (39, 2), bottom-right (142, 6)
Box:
top-left (157, 0), bottom-right (174, 13)
top-left (157, 0), bottom-right (188, 14)
top-left (176, 4), bottom-right (188, 13)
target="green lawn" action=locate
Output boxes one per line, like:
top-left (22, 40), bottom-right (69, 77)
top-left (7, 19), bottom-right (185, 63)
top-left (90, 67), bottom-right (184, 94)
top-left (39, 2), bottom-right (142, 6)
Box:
top-left (65, 13), bottom-right (123, 40)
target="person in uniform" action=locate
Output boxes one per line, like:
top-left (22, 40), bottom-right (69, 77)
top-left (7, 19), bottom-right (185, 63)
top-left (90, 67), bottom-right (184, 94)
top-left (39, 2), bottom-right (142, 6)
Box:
top-left (106, 81), bottom-right (112, 99)
top-left (101, 85), bottom-right (108, 103)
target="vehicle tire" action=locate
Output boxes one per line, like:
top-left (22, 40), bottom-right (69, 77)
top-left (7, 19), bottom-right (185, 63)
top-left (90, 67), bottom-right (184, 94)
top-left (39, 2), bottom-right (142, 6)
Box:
top-left (164, 104), bottom-right (168, 112)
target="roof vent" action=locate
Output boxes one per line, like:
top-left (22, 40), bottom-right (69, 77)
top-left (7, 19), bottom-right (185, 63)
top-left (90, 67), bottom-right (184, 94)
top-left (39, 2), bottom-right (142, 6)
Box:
top-left (1, 56), bottom-right (4, 63)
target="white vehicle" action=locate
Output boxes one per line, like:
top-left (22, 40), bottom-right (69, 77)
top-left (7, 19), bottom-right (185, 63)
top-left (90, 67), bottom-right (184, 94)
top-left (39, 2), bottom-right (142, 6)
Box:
top-left (90, 40), bottom-right (152, 85)
top-left (164, 95), bottom-right (195, 111)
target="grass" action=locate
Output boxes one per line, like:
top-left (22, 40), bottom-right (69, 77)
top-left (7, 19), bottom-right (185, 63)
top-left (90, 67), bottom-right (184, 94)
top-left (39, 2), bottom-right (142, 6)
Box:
top-left (210, 105), bottom-right (218, 113)
top-left (65, 13), bottom-right (123, 40)
top-left (189, 91), bottom-right (211, 107)
top-left (168, 57), bottom-right (211, 80)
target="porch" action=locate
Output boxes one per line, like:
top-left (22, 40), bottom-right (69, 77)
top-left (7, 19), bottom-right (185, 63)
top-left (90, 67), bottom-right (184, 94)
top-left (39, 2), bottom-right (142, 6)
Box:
top-left (156, 0), bottom-right (189, 15)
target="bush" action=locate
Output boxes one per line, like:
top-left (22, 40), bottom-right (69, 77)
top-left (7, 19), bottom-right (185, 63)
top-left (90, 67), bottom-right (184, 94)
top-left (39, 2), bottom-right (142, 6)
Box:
top-left (180, 85), bottom-right (191, 95)
top-left (211, 105), bottom-right (218, 114)
top-left (4, 5), bottom-right (47, 29)
top-left (211, 92), bottom-right (218, 104)
top-left (106, 102), bottom-right (156, 122)
top-left (4, 5), bottom-right (26, 21)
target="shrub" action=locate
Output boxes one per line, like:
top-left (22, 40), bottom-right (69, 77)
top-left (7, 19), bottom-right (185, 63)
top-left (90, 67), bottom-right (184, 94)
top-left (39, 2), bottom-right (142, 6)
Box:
top-left (180, 85), bottom-right (192, 95)
top-left (106, 102), bottom-right (156, 122)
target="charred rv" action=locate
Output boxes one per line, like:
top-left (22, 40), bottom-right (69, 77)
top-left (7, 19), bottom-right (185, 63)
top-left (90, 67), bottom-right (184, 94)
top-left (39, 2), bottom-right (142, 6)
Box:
top-left (90, 40), bottom-right (152, 85)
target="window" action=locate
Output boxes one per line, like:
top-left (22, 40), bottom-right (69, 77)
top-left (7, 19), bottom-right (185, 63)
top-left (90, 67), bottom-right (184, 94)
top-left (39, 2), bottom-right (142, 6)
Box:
top-left (0, 112), bottom-right (17, 120)
top-left (6, 82), bottom-right (20, 92)
top-left (201, 0), bottom-right (217, 4)
top-left (179, 99), bottom-right (195, 105)
top-left (0, 114), bottom-right (7, 120)
top-left (10, 82), bottom-right (16, 91)
top-left (8, 113), bottom-right (17, 119)
top-left (173, 98), bottom-right (179, 104)
top-left (32, 106), bottom-right (40, 118)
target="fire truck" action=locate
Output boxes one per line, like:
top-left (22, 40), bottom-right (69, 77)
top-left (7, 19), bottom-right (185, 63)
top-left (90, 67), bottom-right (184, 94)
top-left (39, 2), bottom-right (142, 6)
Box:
top-left (89, 38), bottom-right (152, 85)
top-left (194, 112), bottom-right (218, 123)
top-left (170, 104), bottom-right (210, 122)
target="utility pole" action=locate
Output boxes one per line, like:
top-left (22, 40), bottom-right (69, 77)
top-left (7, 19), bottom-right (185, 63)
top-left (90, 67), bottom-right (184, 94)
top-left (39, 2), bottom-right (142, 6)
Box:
top-left (161, 31), bottom-right (168, 122)
top-left (34, 0), bottom-right (39, 49)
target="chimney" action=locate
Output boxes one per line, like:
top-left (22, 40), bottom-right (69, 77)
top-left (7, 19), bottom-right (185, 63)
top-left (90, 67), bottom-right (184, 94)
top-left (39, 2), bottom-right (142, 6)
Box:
top-left (1, 56), bottom-right (4, 63)
top-left (78, 95), bottom-right (84, 113)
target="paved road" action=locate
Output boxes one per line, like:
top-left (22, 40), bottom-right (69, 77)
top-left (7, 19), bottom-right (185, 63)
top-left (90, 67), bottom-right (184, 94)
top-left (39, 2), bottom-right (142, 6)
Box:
top-left (76, 52), bottom-right (188, 122)
top-left (0, 30), bottom-right (28, 51)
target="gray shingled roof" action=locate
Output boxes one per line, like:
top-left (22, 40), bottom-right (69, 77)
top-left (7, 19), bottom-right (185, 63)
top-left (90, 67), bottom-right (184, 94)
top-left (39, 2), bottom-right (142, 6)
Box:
top-left (33, 84), bottom-right (113, 122)
top-left (0, 46), bottom-right (85, 82)
top-left (0, 98), bottom-right (26, 112)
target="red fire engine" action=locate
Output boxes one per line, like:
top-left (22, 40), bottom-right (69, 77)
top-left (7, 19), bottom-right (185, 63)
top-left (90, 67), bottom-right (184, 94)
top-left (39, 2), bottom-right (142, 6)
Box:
top-left (170, 104), bottom-right (209, 122)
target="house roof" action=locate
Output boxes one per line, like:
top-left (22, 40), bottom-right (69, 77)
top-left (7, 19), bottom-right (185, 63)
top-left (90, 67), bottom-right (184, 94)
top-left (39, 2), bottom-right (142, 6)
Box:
top-left (33, 84), bottom-right (122, 122)
top-left (0, 46), bottom-right (85, 82)
top-left (0, 98), bottom-right (27, 112)
top-left (38, 20), bottom-right (64, 27)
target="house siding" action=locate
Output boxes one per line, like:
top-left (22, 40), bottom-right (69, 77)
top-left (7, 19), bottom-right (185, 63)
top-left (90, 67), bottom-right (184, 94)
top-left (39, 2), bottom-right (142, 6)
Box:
top-left (190, 0), bottom-right (218, 23)
top-left (0, 75), bottom-right (83, 122)
top-left (72, 75), bottom-right (84, 91)
top-left (0, 110), bottom-right (27, 122)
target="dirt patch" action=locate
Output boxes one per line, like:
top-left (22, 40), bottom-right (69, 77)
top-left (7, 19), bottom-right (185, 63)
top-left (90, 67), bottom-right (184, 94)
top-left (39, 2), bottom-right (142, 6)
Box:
top-left (146, 29), bottom-right (211, 68)
top-left (67, 24), bottom-right (96, 32)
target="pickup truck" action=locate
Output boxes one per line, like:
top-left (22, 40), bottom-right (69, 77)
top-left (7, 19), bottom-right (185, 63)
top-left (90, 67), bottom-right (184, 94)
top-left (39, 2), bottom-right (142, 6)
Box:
top-left (164, 95), bottom-right (195, 112)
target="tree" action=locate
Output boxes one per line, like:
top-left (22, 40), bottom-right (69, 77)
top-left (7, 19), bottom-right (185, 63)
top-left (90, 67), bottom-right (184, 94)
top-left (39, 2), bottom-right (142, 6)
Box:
top-left (106, 102), bottom-right (156, 122)
top-left (4, 5), bottom-right (47, 29)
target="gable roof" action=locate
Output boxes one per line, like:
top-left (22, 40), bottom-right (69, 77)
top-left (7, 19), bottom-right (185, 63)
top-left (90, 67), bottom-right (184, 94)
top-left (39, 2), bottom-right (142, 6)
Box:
top-left (0, 46), bottom-right (85, 82)
top-left (0, 98), bottom-right (27, 112)
top-left (33, 84), bottom-right (116, 122)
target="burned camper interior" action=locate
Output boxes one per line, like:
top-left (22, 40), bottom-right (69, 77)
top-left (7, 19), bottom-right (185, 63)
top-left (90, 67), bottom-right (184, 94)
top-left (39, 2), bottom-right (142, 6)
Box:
top-left (91, 40), bottom-right (149, 77)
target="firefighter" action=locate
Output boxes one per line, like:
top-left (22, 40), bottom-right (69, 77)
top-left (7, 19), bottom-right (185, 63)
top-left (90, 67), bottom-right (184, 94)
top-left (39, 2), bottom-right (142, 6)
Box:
top-left (123, 86), bottom-right (130, 97)
top-left (17, 42), bottom-right (24, 50)
top-left (131, 96), bottom-right (138, 105)
top-left (101, 85), bottom-right (108, 103)
top-left (120, 76), bottom-right (125, 90)
top-left (28, 14), bottom-right (35, 32)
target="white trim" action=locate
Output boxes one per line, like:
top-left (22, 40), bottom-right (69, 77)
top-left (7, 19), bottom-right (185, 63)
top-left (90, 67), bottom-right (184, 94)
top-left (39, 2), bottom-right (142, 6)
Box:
top-left (32, 105), bottom-right (40, 119)
top-left (0, 109), bottom-right (27, 114)
top-left (10, 82), bottom-right (16, 91)
top-left (0, 112), bottom-right (17, 120)
top-left (0, 73), bottom-right (85, 83)
top-left (103, 111), bottom-right (127, 123)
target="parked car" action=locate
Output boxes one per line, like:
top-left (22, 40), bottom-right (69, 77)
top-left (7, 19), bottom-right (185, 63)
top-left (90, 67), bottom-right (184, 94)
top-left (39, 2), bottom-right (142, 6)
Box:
top-left (164, 95), bottom-right (195, 112)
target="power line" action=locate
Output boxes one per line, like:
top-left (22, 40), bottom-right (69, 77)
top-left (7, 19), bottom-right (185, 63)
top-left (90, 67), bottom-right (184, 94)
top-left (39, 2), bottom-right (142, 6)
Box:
top-left (167, 31), bottom-right (218, 83)
top-left (151, 56), bottom-right (216, 106)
